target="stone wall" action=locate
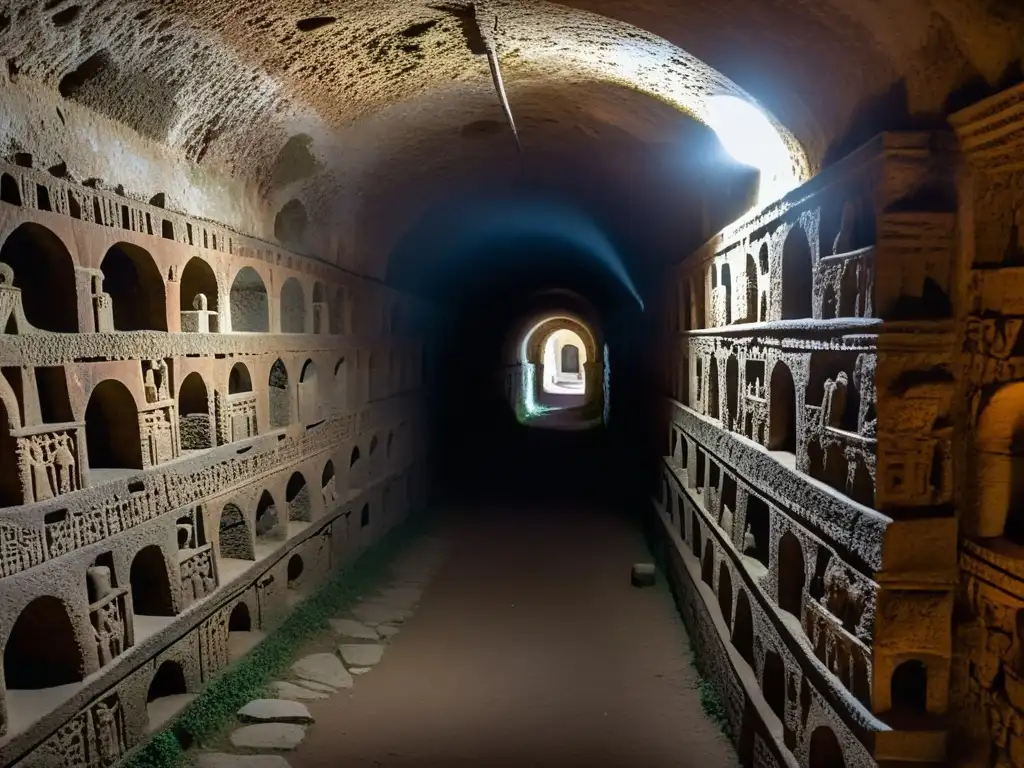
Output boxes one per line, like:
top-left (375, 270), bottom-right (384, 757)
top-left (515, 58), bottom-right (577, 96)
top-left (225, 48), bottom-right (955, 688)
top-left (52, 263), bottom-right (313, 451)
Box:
top-left (0, 149), bottom-right (433, 768)
top-left (654, 131), bottom-right (962, 767)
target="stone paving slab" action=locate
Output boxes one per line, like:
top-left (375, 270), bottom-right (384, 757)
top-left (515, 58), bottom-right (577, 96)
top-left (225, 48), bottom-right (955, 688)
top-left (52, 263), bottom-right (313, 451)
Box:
top-left (291, 679), bottom-right (336, 693)
top-left (328, 618), bottom-right (378, 640)
top-left (238, 699), bottom-right (314, 724)
top-left (268, 681), bottom-right (329, 701)
top-left (229, 723), bottom-right (306, 750)
top-left (352, 602), bottom-right (412, 625)
top-left (291, 653), bottom-right (353, 690)
top-left (198, 753), bottom-right (292, 768)
top-left (377, 624), bottom-right (400, 638)
top-left (350, 667), bottom-right (371, 675)
top-left (339, 643), bottom-right (384, 667)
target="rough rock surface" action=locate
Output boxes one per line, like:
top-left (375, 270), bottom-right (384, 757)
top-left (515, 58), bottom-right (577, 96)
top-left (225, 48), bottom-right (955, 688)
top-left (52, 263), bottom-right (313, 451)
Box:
top-left (291, 654), bottom-right (354, 690)
top-left (229, 723), bottom-right (307, 750)
top-left (197, 754), bottom-right (293, 768)
top-left (329, 618), bottom-right (379, 640)
top-left (338, 644), bottom-right (385, 667)
top-left (237, 699), bottom-right (314, 725)
top-left (268, 682), bottom-right (330, 701)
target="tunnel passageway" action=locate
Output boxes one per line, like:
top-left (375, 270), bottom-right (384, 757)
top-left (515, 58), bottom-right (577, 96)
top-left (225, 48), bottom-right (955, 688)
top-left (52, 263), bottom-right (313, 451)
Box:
top-left (286, 502), bottom-right (738, 768)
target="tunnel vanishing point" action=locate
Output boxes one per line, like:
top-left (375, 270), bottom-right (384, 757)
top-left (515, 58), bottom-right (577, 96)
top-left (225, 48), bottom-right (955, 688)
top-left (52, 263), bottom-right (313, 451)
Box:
top-left (2, 1), bottom-right (1024, 767)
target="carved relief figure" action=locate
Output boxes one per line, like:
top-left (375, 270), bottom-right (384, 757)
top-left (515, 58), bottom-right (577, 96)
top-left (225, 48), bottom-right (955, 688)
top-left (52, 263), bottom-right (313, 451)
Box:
top-left (17, 431), bottom-right (79, 502)
top-left (820, 371), bottom-right (849, 429)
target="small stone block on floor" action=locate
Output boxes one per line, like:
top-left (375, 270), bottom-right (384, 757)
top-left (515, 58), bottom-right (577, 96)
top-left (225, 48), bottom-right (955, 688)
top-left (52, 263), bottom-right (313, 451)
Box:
top-left (229, 723), bottom-right (306, 751)
top-left (329, 618), bottom-right (379, 640)
top-left (291, 653), bottom-right (353, 689)
top-left (339, 643), bottom-right (384, 667)
top-left (238, 699), bottom-right (314, 724)
top-left (631, 563), bottom-right (656, 587)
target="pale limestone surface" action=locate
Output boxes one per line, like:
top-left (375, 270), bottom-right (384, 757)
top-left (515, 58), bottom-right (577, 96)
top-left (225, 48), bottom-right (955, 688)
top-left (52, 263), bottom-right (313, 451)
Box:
top-left (198, 754), bottom-right (293, 768)
top-left (291, 654), bottom-right (354, 690)
top-left (329, 618), bottom-right (379, 640)
top-left (229, 723), bottom-right (307, 750)
top-left (268, 682), bottom-right (329, 701)
top-left (237, 699), bottom-right (314, 724)
top-left (338, 644), bottom-right (384, 668)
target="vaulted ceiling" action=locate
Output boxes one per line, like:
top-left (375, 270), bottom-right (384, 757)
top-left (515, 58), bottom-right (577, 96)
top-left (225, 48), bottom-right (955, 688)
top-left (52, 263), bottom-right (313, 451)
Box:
top-left (2, 0), bottom-right (1022, 281)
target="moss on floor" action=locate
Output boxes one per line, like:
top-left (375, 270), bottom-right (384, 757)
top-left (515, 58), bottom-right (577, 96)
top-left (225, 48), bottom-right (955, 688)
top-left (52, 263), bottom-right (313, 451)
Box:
top-left (123, 511), bottom-right (433, 768)
top-left (642, 506), bottom-right (733, 739)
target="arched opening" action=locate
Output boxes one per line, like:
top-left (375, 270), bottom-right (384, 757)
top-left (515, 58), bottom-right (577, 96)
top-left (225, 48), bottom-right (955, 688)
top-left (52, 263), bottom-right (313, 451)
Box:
top-left (228, 602), bottom-right (252, 632)
top-left (561, 344), bottom-right (581, 374)
top-left (100, 243), bottom-right (167, 331)
top-left (781, 224), bottom-right (813, 320)
top-left (718, 562), bottom-right (733, 626)
top-left (178, 372), bottom-right (212, 451)
top-left (268, 358), bottom-right (291, 429)
top-left (312, 280), bottom-right (327, 334)
top-left (334, 357), bottom-right (348, 409)
top-left (541, 327), bottom-right (588, 397)
top-left (890, 659), bottom-right (928, 712)
top-left (146, 659), bottom-right (189, 732)
top-left (298, 359), bottom-right (320, 424)
top-left (147, 660), bottom-right (186, 702)
top-left (701, 540), bottom-right (714, 585)
top-left (330, 287), bottom-right (347, 334)
top-left (0, 223), bottom-right (78, 332)
top-left (179, 256), bottom-right (219, 315)
top-left (280, 277), bottom-right (306, 333)
top-left (743, 494), bottom-right (771, 567)
top-left (350, 445), bottom-right (361, 467)
top-left (360, 502), bottom-right (370, 527)
top-left (707, 356), bottom-right (719, 420)
top-left (0, 173), bottom-right (21, 206)
top-left (369, 435), bottom-right (379, 457)
top-left (777, 531), bottom-right (805, 617)
top-left (762, 649), bottom-right (786, 721)
top-left (725, 355), bottom-right (739, 430)
top-left (129, 545), bottom-right (175, 616)
top-left (255, 490), bottom-right (282, 540)
top-left (322, 460), bottom-right (336, 505)
top-left (721, 262), bottom-right (733, 324)
top-left (808, 726), bottom-right (846, 768)
top-left (228, 362), bottom-right (252, 394)
top-left (745, 253), bottom-right (758, 322)
top-left (4, 596), bottom-right (83, 689)
top-left (732, 589), bottom-right (754, 666)
top-left (768, 362), bottom-right (797, 453)
top-left (286, 471), bottom-right (312, 522)
top-left (229, 267), bottom-right (269, 332)
top-left (275, 199), bottom-right (307, 246)
top-left (219, 503), bottom-right (254, 560)
top-left (287, 554), bottom-right (304, 587)
top-left (975, 383), bottom-right (1024, 540)
top-left (85, 380), bottom-right (142, 473)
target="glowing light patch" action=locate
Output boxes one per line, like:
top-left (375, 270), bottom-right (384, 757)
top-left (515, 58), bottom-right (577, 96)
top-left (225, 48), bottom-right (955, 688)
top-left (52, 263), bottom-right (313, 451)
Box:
top-left (705, 95), bottom-right (797, 205)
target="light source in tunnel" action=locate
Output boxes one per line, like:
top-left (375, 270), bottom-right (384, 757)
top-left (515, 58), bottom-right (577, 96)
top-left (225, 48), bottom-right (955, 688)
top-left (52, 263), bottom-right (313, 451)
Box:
top-left (705, 95), bottom-right (797, 207)
top-left (541, 328), bottom-right (587, 397)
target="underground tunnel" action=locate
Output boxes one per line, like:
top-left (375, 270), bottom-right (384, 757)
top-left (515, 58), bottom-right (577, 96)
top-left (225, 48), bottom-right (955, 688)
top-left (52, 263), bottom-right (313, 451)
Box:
top-left (0, 1), bottom-right (1023, 767)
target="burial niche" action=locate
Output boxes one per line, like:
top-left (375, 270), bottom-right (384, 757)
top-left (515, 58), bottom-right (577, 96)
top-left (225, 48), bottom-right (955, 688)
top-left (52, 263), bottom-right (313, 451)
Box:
top-left (268, 359), bottom-right (291, 429)
top-left (218, 503), bottom-right (254, 560)
top-left (777, 531), bottom-right (806, 617)
top-left (280, 277), bottom-right (306, 333)
top-left (179, 256), bottom-right (218, 316)
top-left (255, 490), bottom-right (282, 540)
top-left (0, 223), bottom-right (78, 332)
top-left (85, 380), bottom-right (143, 471)
top-left (781, 225), bottom-right (813, 320)
top-left (732, 589), bottom-right (754, 666)
top-left (100, 243), bottom-right (167, 331)
top-left (229, 267), bottom-right (269, 332)
top-left (768, 362), bottom-right (797, 453)
top-left (286, 471), bottom-right (312, 522)
top-left (809, 726), bottom-right (846, 768)
top-left (4, 596), bottom-right (84, 689)
top-left (287, 554), bottom-right (304, 587)
top-left (129, 545), bottom-right (175, 616)
top-left (178, 372), bottom-right (212, 450)
top-left (298, 359), bottom-right (320, 424)
top-left (890, 659), bottom-right (928, 713)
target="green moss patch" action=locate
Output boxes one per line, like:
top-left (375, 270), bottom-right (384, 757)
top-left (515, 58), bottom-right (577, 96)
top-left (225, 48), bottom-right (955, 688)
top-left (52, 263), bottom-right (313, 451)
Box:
top-left (124, 512), bottom-right (432, 768)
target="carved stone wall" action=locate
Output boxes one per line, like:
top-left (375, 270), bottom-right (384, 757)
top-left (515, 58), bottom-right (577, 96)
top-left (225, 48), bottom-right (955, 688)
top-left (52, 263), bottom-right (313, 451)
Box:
top-left (655, 131), bottom-right (961, 767)
top-left (0, 154), bottom-right (433, 767)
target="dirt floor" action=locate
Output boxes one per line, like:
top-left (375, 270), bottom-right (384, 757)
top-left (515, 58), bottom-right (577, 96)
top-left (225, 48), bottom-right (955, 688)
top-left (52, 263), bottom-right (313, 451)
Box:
top-left (286, 501), bottom-right (739, 768)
